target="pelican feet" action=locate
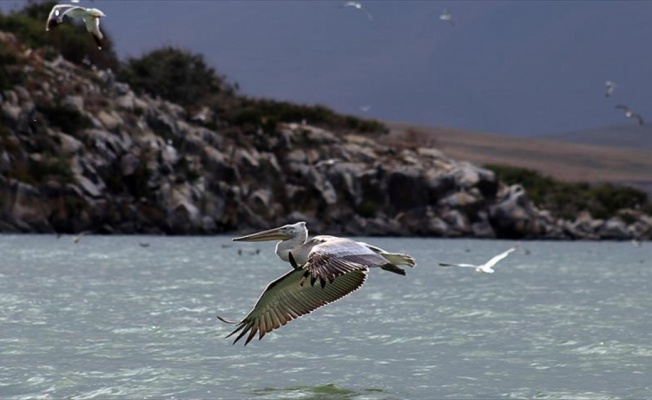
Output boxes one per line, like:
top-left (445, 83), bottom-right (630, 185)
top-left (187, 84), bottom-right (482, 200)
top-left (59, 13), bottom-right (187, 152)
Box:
top-left (288, 252), bottom-right (301, 270)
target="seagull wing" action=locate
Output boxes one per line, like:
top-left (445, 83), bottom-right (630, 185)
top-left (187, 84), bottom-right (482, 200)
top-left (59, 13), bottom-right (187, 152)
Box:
top-left (361, 8), bottom-right (373, 21)
top-left (83, 15), bottom-right (103, 48)
top-left (633, 113), bottom-right (644, 125)
top-left (45, 4), bottom-right (77, 30)
top-left (438, 262), bottom-right (476, 268)
top-left (615, 104), bottom-right (630, 112)
top-left (304, 237), bottom-right (394, 284)
top-left (217, 268), bottom-right (368, 345)
top-left (482, 247), bottom-right (516, 269)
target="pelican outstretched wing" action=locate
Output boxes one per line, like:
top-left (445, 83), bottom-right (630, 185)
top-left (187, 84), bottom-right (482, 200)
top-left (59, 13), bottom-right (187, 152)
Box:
top-left (217, 268), bottom-right (368, 345)
top-left (305, 237), bottom-right (395, 283)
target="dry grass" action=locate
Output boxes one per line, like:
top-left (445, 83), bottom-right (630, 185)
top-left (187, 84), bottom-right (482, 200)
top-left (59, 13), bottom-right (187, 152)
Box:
top-left (385, 121), bottom-right (652, 186)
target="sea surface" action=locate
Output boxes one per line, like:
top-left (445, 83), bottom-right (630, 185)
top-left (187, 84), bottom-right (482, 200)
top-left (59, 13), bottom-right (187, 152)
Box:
top-left (0, 235), bottom-right (650, 399)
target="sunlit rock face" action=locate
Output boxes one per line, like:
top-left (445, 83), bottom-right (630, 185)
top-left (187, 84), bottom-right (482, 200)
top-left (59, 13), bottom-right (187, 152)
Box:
top-left (0, 31), bottom-right (650, 240)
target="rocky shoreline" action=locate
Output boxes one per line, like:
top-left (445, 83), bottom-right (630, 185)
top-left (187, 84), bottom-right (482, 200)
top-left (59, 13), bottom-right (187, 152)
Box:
top-left (1, 32), bottom-right (651, 240)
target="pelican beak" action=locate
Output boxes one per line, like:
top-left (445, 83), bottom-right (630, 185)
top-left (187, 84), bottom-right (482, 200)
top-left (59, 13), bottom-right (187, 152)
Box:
top-left (232, 227), bottom-right (287, 242)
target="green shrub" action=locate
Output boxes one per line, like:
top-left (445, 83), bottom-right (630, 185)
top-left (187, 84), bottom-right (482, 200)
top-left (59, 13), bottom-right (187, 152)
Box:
top-left (486, 164), bottom-right (650, 220)
top-left (118, 46), bottom-right (230, 106)
top-left (37, 101), bottom-right (91, 134)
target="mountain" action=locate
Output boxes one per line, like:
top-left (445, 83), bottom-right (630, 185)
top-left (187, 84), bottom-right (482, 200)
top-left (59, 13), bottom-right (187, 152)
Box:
top-left (537, 124), bottom-right (652, 150)
top-left (1, 28), bottom-right (652, 240)
top-left (385, 121), bottom-right (652, 195)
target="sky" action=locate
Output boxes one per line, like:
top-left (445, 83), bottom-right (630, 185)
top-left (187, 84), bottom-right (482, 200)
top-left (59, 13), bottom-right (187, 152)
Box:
top-left (3, 0), bottom-right (652, 137)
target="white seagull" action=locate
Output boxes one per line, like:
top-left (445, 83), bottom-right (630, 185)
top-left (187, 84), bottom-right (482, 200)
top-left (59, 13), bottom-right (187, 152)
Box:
top-left (438, 247), bottom-right (517, 274)
top-left (605, 81), bottom-right (617, 97)
top-left (440, 9), bottom-right (455, 26)
top-left (46, 4), bottom-right (106, 49)
top-left (340, 1), bottom-right (373, 21)
top-left (217, 221), bottom-right (416, 345)
top-left (359, 105), bottom-right (372, 113)
top-left (71, 231), bottom-right (90, 244)
top-left (615, 104), bottom-right (644, 125)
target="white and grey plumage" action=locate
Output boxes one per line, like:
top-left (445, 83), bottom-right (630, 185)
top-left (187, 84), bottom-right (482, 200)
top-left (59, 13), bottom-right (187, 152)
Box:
top-left (71, 231), bottom-right (90, 244)
top-left (340, 1), bottom-right (373, 21)
top-left (46, 4), bottom-right (106, 49)
top-left (439, 247), bottom-right (516, 274)
top-left (605, 81), bottom-right (617, 97)
top-left (314, 158), bottom-right (340, 169)
top-left (217, 222), bottom-right (416, 345)
top-left (615, 104), bottom-right (644, 125)
top-left (440, 9), bottom-right (454, 26)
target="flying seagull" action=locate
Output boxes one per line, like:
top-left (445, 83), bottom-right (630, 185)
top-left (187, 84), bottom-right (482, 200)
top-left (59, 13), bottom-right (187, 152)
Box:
top-left (359, 105), bottom-right (372, 112)
top-left (605, 81), bottom-right (617, 97)
top-left (438, 247), bottom-right (517, 274)
top-left (217, 221), bottom-right (416, 345)
top-left (46, 4), bottom-right (106, 49)
top-left (615, 104), bottom-right (644, 125)
top-left (71, 231), bottom-right (90, 244)
top-left (340, 1), bottom-right (373, 21)
top-left (440, 9), bottom-right (455, 26)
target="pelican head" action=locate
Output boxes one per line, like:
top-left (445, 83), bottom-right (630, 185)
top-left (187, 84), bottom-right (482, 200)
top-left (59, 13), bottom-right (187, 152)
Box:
top-left (233, 222), bottom-right (308, 243)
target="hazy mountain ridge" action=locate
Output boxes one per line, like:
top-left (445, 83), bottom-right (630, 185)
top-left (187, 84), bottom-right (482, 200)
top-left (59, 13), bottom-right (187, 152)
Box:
top-left (1, 30), bottom-right (652, 240)
top-left (537, 124), bottom-right (652, 149)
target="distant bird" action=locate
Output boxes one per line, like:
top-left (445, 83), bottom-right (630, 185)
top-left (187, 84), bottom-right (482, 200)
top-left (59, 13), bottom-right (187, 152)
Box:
top-left (340, 1), bottom-right (373, 21)
top-left (615, 104), bottom-right (644, 125)
top-left (440, 9), bottom-right (454, 26)
top-left (45, 4), bottom-right (106, 49)
top-left (631, 239), bottom-right (642, 248)
top-left (605, 81), bottom-right (617, 97)
top-left (359, 105), bottom-right (372, 113)
top-left (217, 221), bottom-right (416, 345)
top-left (138, 242), bottom-right (150, 248)
top-left (71, 231), bottom-right (90, 244)
top-left (438, 247), bottom-right (517, 274)
top-left (314, 158), bottom-right (341, 169)
top-left (238, 249), bottom-right (261, 256)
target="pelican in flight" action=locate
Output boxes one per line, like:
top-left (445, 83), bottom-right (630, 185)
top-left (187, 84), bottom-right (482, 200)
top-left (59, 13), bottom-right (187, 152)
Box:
top-left (46, 4), bottom-right (106, 49)
top-left (340, 1), bottom-right (373, 21)
top-left (615, 104), bottom-right (644, 125)
top-left (217, 222), bottom-right (416, 345)
top-left (438, 246), bottom-right (517, 274)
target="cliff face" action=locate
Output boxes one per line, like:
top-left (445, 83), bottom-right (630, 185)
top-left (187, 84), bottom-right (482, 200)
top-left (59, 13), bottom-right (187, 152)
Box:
top-left (1, 32), bottom-right (650, 239)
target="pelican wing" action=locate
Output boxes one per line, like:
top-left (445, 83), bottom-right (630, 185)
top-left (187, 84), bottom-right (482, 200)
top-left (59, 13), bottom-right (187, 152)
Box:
top-left (483, 247), bottom-right (516, 269)
top-left (219, 268), bottom-right (368, 345)
top-left (305, 237), bottom-right (389, 283)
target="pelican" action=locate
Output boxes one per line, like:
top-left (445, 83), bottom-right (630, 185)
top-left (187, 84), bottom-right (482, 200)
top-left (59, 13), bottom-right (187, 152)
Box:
top-left (440, 9), bottom-right (454, 26)
top-left (217, 221), bottom-right (416, 345)
top-left (46, 4), bottom-right (106, 49)
top-left (340, 1), bottom-right (373, 21)
top-left (615, 104), bottom-right (644, 125)
top-left (605, 81), bottom-right (616, 97)
top-left (438, 247), bottom-right (516, 274)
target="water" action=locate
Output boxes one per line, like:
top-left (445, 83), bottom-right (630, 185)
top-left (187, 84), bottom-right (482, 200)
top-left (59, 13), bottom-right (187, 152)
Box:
top-left (0, 235), bottom-right (650, 399)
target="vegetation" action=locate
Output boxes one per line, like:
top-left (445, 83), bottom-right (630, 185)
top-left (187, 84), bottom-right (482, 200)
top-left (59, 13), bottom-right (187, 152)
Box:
top-left (226, 97), bottom-right (388, 134)
top-left (117, 46), bottom-right (232, 107)
top-left (486, 164), bottom-right (650, 220)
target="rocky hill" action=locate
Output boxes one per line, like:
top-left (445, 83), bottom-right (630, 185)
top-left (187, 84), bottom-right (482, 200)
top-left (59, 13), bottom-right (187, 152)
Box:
top-left (1, 31), bottom-right (651, 240)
